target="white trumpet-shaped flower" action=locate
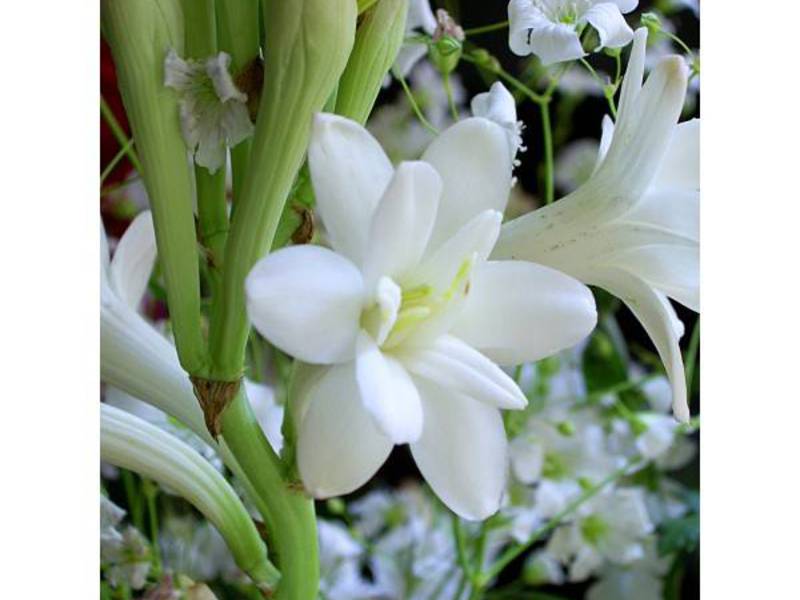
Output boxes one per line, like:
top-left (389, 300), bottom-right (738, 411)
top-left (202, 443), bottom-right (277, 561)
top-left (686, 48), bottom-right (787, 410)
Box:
top-left (245, 113), bottom-right (597, 520)
top-left (164, 50), bottom-right (254, 173)
top-left (508, 0), bottom-right (638, 65)
top-left (100, 404), bottom-right (279, 589)
top-left (494, 28), bottom-right (697, 422)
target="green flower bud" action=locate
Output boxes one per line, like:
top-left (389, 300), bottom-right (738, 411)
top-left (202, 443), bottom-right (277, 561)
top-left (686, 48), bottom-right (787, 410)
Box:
top-left (640, 11), bottom-right (663, 36)
top-left (102, 0), bottom-right (206, 375)
top-left (429, 35), bottom-right (463, 75)
top-left (336, 0), bottom-right (408, 125)
top-left (556, 420), bottom-right (575, 437)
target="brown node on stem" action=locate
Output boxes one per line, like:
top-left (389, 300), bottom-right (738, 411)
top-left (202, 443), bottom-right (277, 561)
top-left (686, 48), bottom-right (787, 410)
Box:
top-left (290, 206), bottom-right (314, 245)
top-left (190, 376), bottom-right (241, 438)
top-left (235, 56), bottom-right (264, 122)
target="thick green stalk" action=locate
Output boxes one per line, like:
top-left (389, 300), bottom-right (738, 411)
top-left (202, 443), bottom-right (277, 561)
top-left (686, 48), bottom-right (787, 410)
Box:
top-left (208, 0), bottom-right (357, 380)
top-left (221, 389), bottom-right (319, 600)
top-left (102, 0), bottom-right (207, 375)
top-left (215, 0), bottom-right (260, 202)
top-left (335, 0), bottom-right (408, 124)
top-left (182, 0), bottom-right (229, 295)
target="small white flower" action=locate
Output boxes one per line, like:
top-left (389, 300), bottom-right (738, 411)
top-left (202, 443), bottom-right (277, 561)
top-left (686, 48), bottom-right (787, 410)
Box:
top-left (495, 28), bottom-right (698, 422)
top-left (547, 487), bottom-right (654, 581)
top-left (636, 413), bottom-right (679, 460)
top-left (586, 537), bottom-right (671, 600)
top-left (555, 138), bottom-right (601, 193)
top-left (508, 0), bottom-right (639, 65)
top-left (246, 112), bottom-right (597, 520)
top-left (102, 524), bottom-right (152, 590)
top-left (164, 50), bottom-right (254, 173)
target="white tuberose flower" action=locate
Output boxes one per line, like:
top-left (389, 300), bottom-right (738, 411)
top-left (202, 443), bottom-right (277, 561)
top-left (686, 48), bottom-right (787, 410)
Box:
top-left (508, 0), bottom-right (638, 65)
top-left (164, 50), bottom-right (254, 173)
top-left (494, 28), bottom-right (697, 422)
top-left (245, 113), bottom-right (597, 520)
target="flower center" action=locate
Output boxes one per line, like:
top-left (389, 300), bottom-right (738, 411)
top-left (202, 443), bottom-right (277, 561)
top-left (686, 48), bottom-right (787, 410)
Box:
top-left (360, 256), bottom-right (475, 350)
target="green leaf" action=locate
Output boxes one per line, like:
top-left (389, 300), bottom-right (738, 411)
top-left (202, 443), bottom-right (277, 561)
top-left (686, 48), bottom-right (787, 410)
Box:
top-left (659, 513), bottom-right (700, 556)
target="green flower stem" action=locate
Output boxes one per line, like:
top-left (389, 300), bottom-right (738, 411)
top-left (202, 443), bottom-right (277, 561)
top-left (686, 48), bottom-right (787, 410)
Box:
top-left (100, 138), bottom-right (136, 185)
top-left (685, 317), bottom-right (700, 394)
top-left (216, 0), bottom-right (260, 201)
top-left (478, 461), bottom-right (639, 585)
top-left (443, 71), bottom-right (460, 121)
top-left (102, 0), bottom-right (208, 375)
top-left (452, 515), bottom-right (479, 587)
top-left (221, 389), bottom-right (319, 600)
top-left (208, 0), bottom-right (356, 381)
top-left (182, 0), bottom-right (230, 296)
top-left (463, 20), bottom-right (509, 37)
top-left (538, 99), bottom-right (554, 204)
top-left (143, 479), bottom-right (162, 578)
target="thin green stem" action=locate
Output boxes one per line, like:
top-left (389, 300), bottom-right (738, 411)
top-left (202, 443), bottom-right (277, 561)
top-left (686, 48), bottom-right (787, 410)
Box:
top-left (120, 470), bottom-right (144, 531)
top-left (143, 479), bottom-right (162, 578)
top-left (480, 461), bottom-right (638, 584)
top-left (685, 318), bottom-right (700, 395)
top-left (398, 75), bottom-right (439, 134)
top-left (100, 138), bottom-right (136, 185)
top-left (463, 20), bottom-right (509, 36)
top-left (100, 97), bottom-right (143, 174)
top-left (452, 514), bottom-right (477, 585)
top-left (539, 99), bottom-right (554, 204)
top-left (461, 52), bottom-right (545, 104)
top-left (443, 71), bottom-right (460, 121)
top-left (579, 58), bottom-right (617, 117)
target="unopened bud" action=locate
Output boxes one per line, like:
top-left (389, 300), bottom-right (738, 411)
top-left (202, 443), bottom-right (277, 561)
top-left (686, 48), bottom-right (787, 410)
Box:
top-left (640, 12), bottom-right (662, 36)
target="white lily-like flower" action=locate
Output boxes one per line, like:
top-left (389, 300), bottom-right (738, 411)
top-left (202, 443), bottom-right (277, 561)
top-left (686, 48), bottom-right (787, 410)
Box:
top-left (494, 28), bottom-right (698, 422)
top-left (101, 404), bottom-right (279, 589)
top-left (245, 113), bottom-right (597, 520)
top-left (164, 50), bottom-right (254, 173)
top-left (508, 0), bottom-right (639, 65)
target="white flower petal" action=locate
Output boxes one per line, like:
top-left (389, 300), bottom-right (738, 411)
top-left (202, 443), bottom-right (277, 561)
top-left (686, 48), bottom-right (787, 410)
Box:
top-left (355, 332), bottom-right (423, 444)
top-left (410, 378), bottom-right (507, 520)
top-left (308, 114), bottom-right (394, 263)
top-left (470, 82), bottom-right (522, 158)
top-left (408, 209), bottom-right (502, 291)
top-left (584, 3), bottom-right (634, 50)
top-left (408, 0), bottom-right (437, 34)
top-left (609, 0), bottom-right (639, 13)
top-left (616, 27), bottom-right (647, 121)
top-left (361, 161), bottom-right (442, 289)
top-left (422, 117), bottom-right (513, 251)
top-left (400, 334), bottom-right (527, 409)
top-left (245, 245), bottom-right (364, 364)
top-left (453, 261), bottom-right (597, 365)
top-left (109, 211), bottom-right (157, 310)
top-left (243, 379), bottom-right (284, 454)
top-left (297, 363), bottom-right (393, 497)
top-left (588, 267), bottom-right (689, 421)
top-left (603, 244), bottom-right (699, 311)
top-left (626, 187), bottom-right (699, 242)
top-left (652, 118), bottom-right (700, 191)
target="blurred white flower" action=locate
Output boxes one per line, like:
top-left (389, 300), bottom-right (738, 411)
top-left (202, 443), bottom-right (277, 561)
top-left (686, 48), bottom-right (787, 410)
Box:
top-left (246, 113), bottom-right (597, 520)
top-left (317, 520), bottom-right (377, 600)
top-left (164, 50), bottom-right (254, 173)
top-left (508, 0), bottom-right (638, 65)
top-left (555, 138), bottom-right (601, 192)
top-left (547, 487), bottom-right (654, 581)
top-left (636, 413), bottom-right (679, 460)
top-left (102, 523), bottom-right (152, 590)
top-left (393, 0), bottom-right (437, 78)
top-left (160, 515), bottom-right (238, 583)
top-left (586, 537), bottom-right (671, 600)
top-left (524, 550), bottom-right (566, 585)
top-left (100, 495), bottom-right (127, 549)
top-left (495, 28), bottom-right (698, 422)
